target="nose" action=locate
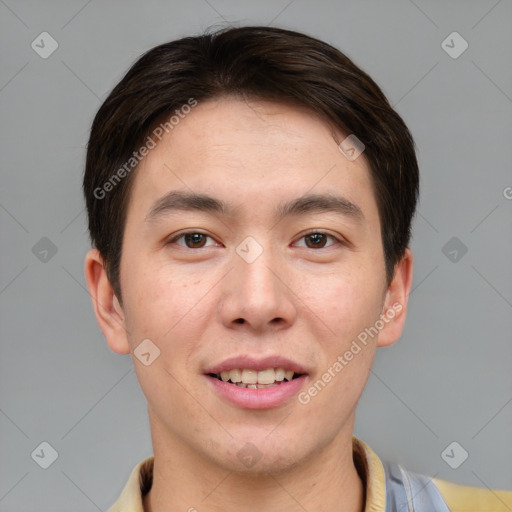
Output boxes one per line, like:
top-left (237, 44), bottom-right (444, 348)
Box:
top-left (218, 243), bottom-right (298, 333)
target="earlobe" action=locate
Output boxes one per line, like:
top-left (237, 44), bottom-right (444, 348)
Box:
top-left (84, 249), bottom-right (131, 355)
top-left (377, 248), bottom-right (414, 348)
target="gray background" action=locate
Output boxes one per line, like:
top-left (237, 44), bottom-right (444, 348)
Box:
top-left (1, 0), bottom-right (511, 510)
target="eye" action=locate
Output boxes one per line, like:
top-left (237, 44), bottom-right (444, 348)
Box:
top-left (167, 231), bottom-right (218, 249)
top-left (294, 231), bottom-right (341, 249)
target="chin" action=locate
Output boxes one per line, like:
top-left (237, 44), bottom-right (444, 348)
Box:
top-left (208, 435), bottom-right (312, 476)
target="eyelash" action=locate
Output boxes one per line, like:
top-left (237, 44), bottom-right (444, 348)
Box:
top-left (166, 229), bottom-right (343, 249)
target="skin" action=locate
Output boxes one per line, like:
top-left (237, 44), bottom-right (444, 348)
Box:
top-left (85, 97), bottom-right (413, 512)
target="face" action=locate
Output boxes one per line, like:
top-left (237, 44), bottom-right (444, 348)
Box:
top-left (87, 96), bottom-right (411, 474)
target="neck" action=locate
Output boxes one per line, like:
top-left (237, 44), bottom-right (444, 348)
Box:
top-left (143, 418), bottom-right (365, 512)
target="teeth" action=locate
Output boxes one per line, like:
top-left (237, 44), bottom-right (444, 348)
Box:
top-left (275, 368), bottom-right (285, 382)
top-left (236, 382), bottom-right (284, 389)
top-left (257, 368), bottom-right (275, 385)
top-left (214, 367), bottom-right (298, 385)
top-left (241, 369), bottom-right (258, 384)
top-left (229, 369), bottom-right (242, 383)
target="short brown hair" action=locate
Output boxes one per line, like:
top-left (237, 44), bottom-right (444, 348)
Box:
top-left (83, 25), bottom-right (419, 301)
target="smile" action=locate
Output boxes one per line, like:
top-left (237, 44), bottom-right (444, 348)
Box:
top-left (209, 368), bottom-right (302, 388)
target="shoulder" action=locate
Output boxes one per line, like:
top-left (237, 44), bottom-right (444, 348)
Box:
top-left (107, 456), bottom-right (154, 512)
top-left (353, 436), bottom-right (512, 512)
top-left (433, 476), bottom-right (512, 512)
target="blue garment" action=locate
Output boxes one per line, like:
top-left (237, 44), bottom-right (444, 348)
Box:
top-left (383, 460), bottom-right (450, 512)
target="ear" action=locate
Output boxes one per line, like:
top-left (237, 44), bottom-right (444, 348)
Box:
top-left (84, 248), bottom-right (130, 355)
top-left (376, 248), bottom-right (414, 348)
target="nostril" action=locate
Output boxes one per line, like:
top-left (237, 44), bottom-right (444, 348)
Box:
top-left (235, 318), bottom-right (244, 324)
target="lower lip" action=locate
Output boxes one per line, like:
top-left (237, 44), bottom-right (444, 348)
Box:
top-left (205, 375), bottom-right (308, 410)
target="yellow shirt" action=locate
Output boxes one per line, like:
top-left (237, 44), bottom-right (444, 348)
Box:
top-left (108, 436), bottom-right (512, 511)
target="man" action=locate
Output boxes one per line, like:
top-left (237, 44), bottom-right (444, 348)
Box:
top-left (83, 26), bottom-right (512, 512)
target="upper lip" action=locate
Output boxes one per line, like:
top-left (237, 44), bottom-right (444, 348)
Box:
top-left (204, 355), bottom-right (309, 375)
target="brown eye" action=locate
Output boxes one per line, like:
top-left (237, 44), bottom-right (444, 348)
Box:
top-left (296, 231), bottom-right (339, 249)
top-left (306, 233), bottom-right (328, 248)
top-left (183, 233), bottom-right (208, 248)
top-left (168, 232), bottom-right (217, 249)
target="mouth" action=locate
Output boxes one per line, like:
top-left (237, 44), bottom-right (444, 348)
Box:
top-left (203, 355), bottom-right (309, 408)
top-left (207, 368), bottom-right (305, 389)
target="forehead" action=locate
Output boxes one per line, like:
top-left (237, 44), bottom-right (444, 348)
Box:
top-left (127, 97), bottom-right (379, 227)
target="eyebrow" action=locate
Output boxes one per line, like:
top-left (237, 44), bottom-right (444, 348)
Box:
top-left (145, 190), bottom-right (364, 224)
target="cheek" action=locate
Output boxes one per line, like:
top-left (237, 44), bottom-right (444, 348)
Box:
top-left (122, 263), bottom-right (195, 333)
top-left (122, 264), bottom-right (215, 372)
top-left (300, 275), bottom-right (381, 414)
top-left (123, 272), bottom-right (204, 402)
top-left (300, 265), bottom-right (384, 340)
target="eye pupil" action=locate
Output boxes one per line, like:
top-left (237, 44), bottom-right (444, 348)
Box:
top-left (185, 233), bottom-right (206, 248)
top-left (306, 233), bottom-right (326, 248)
